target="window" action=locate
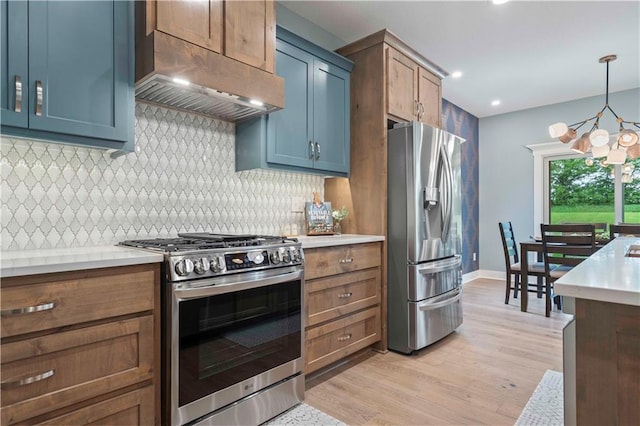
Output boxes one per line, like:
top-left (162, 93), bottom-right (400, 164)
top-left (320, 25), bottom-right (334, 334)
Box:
top-left (546, 155), bottom-right (640, 236)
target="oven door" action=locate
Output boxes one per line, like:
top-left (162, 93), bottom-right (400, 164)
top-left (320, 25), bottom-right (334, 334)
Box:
top-left (170, 268), bottom-right (304, 426)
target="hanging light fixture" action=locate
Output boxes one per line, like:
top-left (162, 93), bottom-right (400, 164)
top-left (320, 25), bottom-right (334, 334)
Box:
top-left (548, 54), bottom-right (639, 164)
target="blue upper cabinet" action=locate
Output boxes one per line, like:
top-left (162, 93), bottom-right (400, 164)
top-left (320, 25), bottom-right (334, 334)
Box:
top-left (0, 0), bottom-right (134, 154)
top-left (236, 26), bottom-right (353, 177)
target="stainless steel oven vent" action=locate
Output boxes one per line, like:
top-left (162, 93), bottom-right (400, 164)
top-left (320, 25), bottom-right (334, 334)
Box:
top-left (135, 75), bottom-right (279, 123)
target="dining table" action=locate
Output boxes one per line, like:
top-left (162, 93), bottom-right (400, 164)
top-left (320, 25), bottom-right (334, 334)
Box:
top-left (519, 238), bottom-right (607, 312)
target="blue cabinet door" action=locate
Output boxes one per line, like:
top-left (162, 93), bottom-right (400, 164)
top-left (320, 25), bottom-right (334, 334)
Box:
top-left (0, 0), bottom-right (28, 128)
top-left (27, 0), bottom-right (133, 144)
top-left (313, 61), bottom-right (350, 174)
top-left (266, 40), bottom-right (315, 169)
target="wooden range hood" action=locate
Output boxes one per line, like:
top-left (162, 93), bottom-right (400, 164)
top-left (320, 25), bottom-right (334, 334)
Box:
top-left (134, 0), bottom-right (285, 123)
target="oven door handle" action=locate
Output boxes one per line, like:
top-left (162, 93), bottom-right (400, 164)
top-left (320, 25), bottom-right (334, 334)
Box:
top-left (173, 269), bottom-right (304, 300)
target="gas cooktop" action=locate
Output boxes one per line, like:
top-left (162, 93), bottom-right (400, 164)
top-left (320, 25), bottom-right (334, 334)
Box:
top-left (119, 233), bottom-right (303, 282)
top-left (119, 233), bottom-right (298, 252)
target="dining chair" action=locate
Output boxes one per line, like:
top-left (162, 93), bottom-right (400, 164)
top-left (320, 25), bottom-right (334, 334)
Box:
top-left (498, 222), bottom-right (546, 305)
top-left (609, 223), bottom-right (640, 238)
top-left (562, 222), bottom-right (608, 236)
top-left (540, 224), bottom-right (597, 317)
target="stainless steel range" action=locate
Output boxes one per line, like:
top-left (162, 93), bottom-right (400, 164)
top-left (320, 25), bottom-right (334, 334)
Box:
top-left (119, 233), bottom-right (305, 426)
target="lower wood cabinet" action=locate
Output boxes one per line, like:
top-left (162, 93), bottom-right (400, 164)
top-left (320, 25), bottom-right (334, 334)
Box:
top-left (0, 263), bottom-right (160, 425)
top-left (304, 242), bottom-right (382, 374)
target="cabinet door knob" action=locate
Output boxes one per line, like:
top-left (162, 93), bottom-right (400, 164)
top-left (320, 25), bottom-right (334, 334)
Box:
top-left (414, 99), bottom-right (420, 116)
top-left (14, 75), bottom-right (22, 113)
top-left (35, 80), bottom-right (44, 116)
top-left (315, 142), bottom-right (320, 160)
top-left (418, 102), bottom-right (425, 121)
top-left (308, 141), bottom-right (315, 159)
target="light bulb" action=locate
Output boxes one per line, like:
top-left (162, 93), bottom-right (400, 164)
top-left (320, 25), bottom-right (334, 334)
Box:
top-left (606, 148), bottom-right (627, 165)
top-left (589, 129), bottom-right (610, 147)
top-left (549, 122), bottom-right (568, 138)
top-left (591, 144), bottom-right (610, 158)
top-left (617, 129), bottom-right (639, 147)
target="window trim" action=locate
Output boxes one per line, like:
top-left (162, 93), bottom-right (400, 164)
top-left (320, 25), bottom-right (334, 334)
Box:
top-left (527, 141), bottom-right (624, 232)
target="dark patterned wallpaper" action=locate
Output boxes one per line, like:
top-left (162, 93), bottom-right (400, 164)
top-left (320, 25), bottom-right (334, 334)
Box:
top-left (442, 99), bottom-right (479, 273)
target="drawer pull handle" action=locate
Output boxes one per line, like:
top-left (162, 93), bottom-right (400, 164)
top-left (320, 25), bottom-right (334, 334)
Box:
top-left (35, 80), bottom-right (43, 116)
top-left (337, 292), bottom-right (353, 299)
top-left (14, 75), bottom-right (22, 112)
top-left (337, 333), bottom-right (352, 342)
top-left (339, 258), bottom-right (353, 264)
top-left (1, 301), bottom-right (56, 316)
top-left (1, 369), bottom-right (55, 389)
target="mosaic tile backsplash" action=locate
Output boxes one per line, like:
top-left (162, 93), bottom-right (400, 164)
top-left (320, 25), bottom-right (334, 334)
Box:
top-left (1, 103), bottom-right (324, 251)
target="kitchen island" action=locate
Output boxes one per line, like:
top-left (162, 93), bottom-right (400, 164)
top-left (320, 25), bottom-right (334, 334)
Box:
top-left (554, 237), bottom-right (640, 426)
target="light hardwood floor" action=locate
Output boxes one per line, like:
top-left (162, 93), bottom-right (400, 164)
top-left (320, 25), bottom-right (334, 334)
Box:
top-left (305, 278), bottom-right (571, 425)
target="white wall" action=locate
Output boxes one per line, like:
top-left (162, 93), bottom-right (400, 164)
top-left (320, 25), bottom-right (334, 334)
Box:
top-left (479, 88), bottom-right (640, 272)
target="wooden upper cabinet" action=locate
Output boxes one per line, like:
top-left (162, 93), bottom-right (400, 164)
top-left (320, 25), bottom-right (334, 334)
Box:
top-left (387, 47), bottom-right (418, 122)
top-left (418, 67), bottom-right (442, 127)
top-left (386, 46), bottom-right (441, 126)
top-left (156, 0), bottom-right (222, 53)
top-left (224, 0), bottom-right (275, 73)
top-left (152, 0), bottom-right (274, 73)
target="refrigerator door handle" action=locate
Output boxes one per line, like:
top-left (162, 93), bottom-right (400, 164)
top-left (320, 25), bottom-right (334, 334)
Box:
top-left (418, 288), bottom-right (463, 311)
top-left (416, 255), bottom-right (461, 275)
top-left (440, 143), bottom-right (454, 242)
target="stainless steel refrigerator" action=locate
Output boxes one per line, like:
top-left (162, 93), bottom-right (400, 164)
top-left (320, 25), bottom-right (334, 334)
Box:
top-left (387, 121), bottom-right (464, 354)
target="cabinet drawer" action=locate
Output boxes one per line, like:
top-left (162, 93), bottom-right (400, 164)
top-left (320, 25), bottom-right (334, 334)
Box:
top-left (304, 243), bottom-right (381, 280)
top-left (1, 264), bottom-right (156, 338)
top-left (306, 268), bottom-right (380, 327)
top-left (38, 386), bottom-right (154, 426)
top-left (305, 307), bottom-right (380, 374)
top-left (1, 316), bottom-right (154, 425)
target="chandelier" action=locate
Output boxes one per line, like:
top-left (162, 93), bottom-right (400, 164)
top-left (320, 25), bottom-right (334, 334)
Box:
top-left (548, 54), bottom-right (640, 164)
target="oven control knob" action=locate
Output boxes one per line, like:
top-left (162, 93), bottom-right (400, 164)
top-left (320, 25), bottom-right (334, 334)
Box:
top-left (175, 259), bottom-right (194, 276)
top-left (194, 258), bottom-right (210, 274)
top-left (282, 250), bottom-right (292, 263)
top-left (249, 251), bottom-right (265, 264)
top-left (270, 251), bottom-right (281, 264)
top-left (210, 257), bottom-right (223, 273)
top-left (291, 249), bottom-right (301, 262)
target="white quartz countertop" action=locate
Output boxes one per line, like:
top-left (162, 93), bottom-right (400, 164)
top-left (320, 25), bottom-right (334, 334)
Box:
top-left (554, 237), bottom-right (640, 306)
top-left (296, 234), bottom-right (385, 249)
top-left (1, 246), bottom-right (164, 278)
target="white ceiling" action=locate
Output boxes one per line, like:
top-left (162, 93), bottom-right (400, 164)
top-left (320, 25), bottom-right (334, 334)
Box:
top-left (278, 0), bottom-right (640, 118)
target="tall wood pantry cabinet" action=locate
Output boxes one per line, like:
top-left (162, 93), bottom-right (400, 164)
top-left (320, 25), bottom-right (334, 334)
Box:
top-left (236, 26), bottom-right (353, 177)
top-left (324, 29), bottom-right (447, 351)
top-left (0, 0), bottom-right (135, 154)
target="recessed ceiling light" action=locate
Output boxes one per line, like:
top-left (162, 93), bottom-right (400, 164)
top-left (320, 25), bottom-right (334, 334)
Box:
top-left (492, 0), bottom-right (510, 5)
top-left (451, 71), bottom-right (463, 79)
top-left (249, 99), bottom-right (264, 107)
top-left (491, 100), bottom-right (501, 106)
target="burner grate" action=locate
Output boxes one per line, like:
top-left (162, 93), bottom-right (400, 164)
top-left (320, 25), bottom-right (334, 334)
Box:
top-left (119, 238), bottom-right (226, 252)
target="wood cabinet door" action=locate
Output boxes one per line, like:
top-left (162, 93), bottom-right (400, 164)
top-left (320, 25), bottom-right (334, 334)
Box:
top-left (387, 46), bottom-right (418, 122)
top-left (0, 0), bottom-right (28, 129)
top-left (225, 0), bottom-right (275, 73)
top-left (418, 67), bottom-right (442, 127)
top-left (156, 0), bottom-right (222, 53)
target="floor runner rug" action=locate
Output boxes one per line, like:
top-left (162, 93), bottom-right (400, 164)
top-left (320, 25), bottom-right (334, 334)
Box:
top-left (264, 403), bottom-right (346, 425)
top-left (515, 370), bottom-right (564, 425)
